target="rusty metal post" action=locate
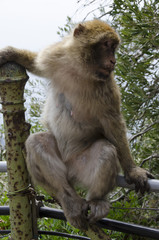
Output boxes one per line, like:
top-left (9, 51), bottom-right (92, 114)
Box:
top-left (0, 62), bottom-right (38, 240)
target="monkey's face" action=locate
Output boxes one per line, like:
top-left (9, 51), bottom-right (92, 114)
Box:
top-left (73, 20), bottom-right (120, 80)
top-left (92, 39), bottom-right (118, 80)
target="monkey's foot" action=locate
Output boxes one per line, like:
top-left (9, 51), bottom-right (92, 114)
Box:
top-left (87, 199), bottom-right (110, 223)
top-left (62, 197), bottom-right (89, 230)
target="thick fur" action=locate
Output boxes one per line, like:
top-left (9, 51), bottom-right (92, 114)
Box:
top-left (0, 19), bottom-right (153, 229)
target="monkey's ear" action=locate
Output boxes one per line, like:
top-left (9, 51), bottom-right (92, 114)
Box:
top-left (74, 24), bottom-right (85, 37)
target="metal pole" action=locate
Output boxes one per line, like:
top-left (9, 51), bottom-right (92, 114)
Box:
top-left (0, 62), bottom-right (37, 240)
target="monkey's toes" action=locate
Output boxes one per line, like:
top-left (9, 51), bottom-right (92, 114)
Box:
top-left (69, 213), bottom-right (88, 230)
top-left (87, 199), bottom-right (110, 223)
top-left (66, 199), bottom-right (89, 230)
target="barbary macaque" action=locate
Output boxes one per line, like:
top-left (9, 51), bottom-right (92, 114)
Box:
top-left (0, 19), bottom-right (153, 229)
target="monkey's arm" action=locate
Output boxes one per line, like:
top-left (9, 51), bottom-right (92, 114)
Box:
top-left (101, 116), bottom-right (154, 193)
top-left (0, 46), bottom-right (42, 76)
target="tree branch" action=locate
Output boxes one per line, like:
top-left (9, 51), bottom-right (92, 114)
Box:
top-left (140, 154), bottom-right (159, 167)
top-left (129, 120), bottom-right (159, 142)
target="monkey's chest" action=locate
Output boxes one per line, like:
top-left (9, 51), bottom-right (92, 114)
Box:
top-left (56, 93), bottom-right (97, 124)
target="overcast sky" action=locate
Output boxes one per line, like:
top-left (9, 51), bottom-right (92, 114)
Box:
top-left (0, 0), bottom-right (99, 51)
top-left (0, 0), bottom-right (78, 50)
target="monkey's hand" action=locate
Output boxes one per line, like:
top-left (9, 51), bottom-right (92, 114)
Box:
top-left (0, 47), bottom-right (37, 73)
top-left (0, 46), bottom-right (15, 65)
top-left (125, 166), bottom-right (154, 194)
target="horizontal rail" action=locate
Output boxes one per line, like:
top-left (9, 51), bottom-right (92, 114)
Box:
top-left (0, 161), bottom-right (159, 192)
top-left (39, 207), bottom-right (159, 239)
top-left (0, 161), bottom-right (7, 172)
top-left (0, 229), bottom-right (90, 240)
top-left (1, 206), bottom-right (159, 239)
top-left (117, 175), bottom-right (159, 192)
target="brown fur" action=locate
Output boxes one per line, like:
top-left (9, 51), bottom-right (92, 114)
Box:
top-left (0, 19), bottom-right (153, 229)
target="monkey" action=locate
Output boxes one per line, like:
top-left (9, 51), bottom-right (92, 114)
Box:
top-left (0, 19), bottom-right (154, 230)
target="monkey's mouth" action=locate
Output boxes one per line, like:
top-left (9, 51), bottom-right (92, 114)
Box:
top-left (101, 68), bottom-right (111, 74)
top-left (96, 67), bottom-right (113, 79)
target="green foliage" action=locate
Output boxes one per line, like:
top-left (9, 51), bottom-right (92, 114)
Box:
top-left (38, 217), bottom-right (85, 240)
top-left (57, 16), bottom-right (75, 37)
top-left (109, 190), bottom-right (159, 225)
top-left (112, 0), bottom-right (159, 131)
top-left (108, 190), bottom-right (159, 239)
top-left (0, 173), bottom-right (10, 239)
top-left (25, 78), bottom-right (46, 133)
top-left (108, 0), bottom-right (159, 179)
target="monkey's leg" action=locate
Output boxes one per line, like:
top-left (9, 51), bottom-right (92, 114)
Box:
top-left (70, 140), bottom-right (120, 223)
top-left (88, 141), bottom-right (120, 223)
top-left (25, 132), bottom-right (89, 229)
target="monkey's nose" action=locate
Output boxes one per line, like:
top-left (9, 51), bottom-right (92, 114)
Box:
top-left (110, 59), bottom-right (116, 65)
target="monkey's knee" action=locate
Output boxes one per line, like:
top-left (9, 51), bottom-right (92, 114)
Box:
top-left (26, 132), bottom-right (57, 151)
top-left (26, 132), bottom-right (61, 159)
top-left (25, 132), bottom-right (62, 185)
top-left (25, 133), bottom-right (46, 182)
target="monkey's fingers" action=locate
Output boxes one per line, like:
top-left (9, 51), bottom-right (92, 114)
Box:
top-left (134, 178), bottom-right (149, 194)
top-left (135, 171), bottom-right (155, 194)
top-left (136, 171), bottom-right (155, 194)
top-left (82, 201), bottom-right (90, 224)
top-left (146, 171), bottom-right (155, 179)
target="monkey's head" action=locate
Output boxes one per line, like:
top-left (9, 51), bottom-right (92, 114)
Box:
top-left (73, 19), bottom-right (120, 80)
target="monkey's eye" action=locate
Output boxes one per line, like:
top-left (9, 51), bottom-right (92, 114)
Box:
top-left (112, 45), bottom-right (116, 50)
top-left (103, 41), bottom-right (108, 47)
